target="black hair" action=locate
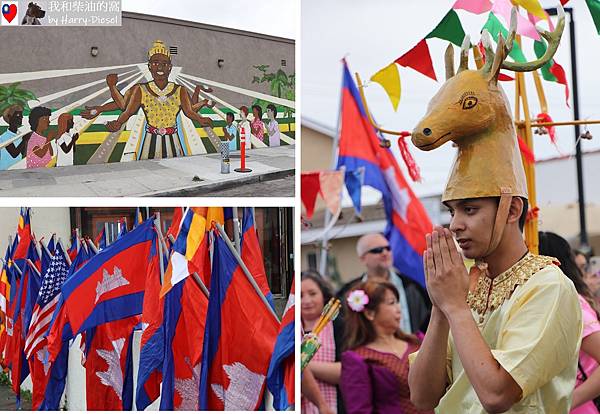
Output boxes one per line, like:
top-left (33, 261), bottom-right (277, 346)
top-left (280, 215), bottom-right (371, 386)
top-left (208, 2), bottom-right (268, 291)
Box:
top-left (301, 270), bottom-right (333, 305)
top-left (267, 104), bottom-right (277, 115)
top-left (251, 104), bottom-right (263, 119)
top-left (28, 106), bottom-right (51, 132)
top-left (518, 197), bottom-right (528, 232)
top-left (493, 196), bottom-right (528, 232)
top-left (226, 112), bottom-right (234, 120)
top-left (538, 231), bottom-right (600, 319)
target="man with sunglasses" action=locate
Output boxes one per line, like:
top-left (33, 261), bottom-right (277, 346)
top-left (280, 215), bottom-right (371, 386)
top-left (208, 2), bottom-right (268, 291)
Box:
top-left (337, 233), bottom-right (431, 334)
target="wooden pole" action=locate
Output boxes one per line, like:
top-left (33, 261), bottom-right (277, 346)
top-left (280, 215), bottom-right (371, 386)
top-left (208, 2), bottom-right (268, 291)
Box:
top-left (518, 119), bottom-right (600, 128)
top-left (531, 71), bottom-right (548, 114)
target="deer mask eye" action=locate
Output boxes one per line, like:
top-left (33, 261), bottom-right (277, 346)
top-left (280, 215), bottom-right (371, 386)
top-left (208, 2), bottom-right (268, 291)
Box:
top-left (462, 96), bottom-right (478, 110)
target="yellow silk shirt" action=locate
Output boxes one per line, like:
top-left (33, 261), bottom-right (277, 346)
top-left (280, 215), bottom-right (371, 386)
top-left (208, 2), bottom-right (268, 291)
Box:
top-left (413, 254), bottom-right (583, 413)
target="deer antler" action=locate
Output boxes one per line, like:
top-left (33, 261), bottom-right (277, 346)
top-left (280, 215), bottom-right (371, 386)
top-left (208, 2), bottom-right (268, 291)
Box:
top-left (457, 35), bottom-right (471, 73)
top-left (445, 43), bottom-right (455, 80)
top-left (480, 30), bottom-right (496, 74)
top-left (502, 4), bottom-right (565, 72)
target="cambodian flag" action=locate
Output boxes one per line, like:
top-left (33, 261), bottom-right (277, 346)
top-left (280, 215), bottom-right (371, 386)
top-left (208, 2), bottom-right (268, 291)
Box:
top-left (337, 60), bottom-right (432, 287)
top-left (160, 274), bottom-right (208, 410)
top-left (59, 218), bottom-right (157, 336)
top-left (241, 208), bottom-right (274, 310)
top-left (84, 315), bottom-right (140, 410)
top-left (136, 235), bottom-right (165, 410)
top-left (199, 234), bottom-right (279, 410)
top-left (267, 279), bottom-right (295, 410)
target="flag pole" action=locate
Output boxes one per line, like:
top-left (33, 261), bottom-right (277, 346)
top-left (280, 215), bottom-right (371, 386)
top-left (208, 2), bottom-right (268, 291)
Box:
top-left (165, 233), bottom-right (210, 299)
top-left (319, 60), bottom-right (346, 277)
top-left (57, 238), bottom-right (72, 267)
top-left (40, 239), bottom-right (52, 260)
top-left (86, 239), bottom-right (98, 255)
top-left (214, 222), bottom-right (280, 323)
top-left (104, 222), bottom-right (109, 247)
top-left (154, 213), bottom-right (166, 285)
top-left (25, 259), bottom-right (41, 278)
top-left (0, 258), bottom-right (22, 276)
top-left (232, 208), bottom-right (241, 254)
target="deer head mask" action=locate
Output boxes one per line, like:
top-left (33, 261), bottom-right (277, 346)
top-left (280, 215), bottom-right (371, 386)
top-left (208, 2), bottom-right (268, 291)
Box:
top-left (412, 6), bottom-right (564, 254)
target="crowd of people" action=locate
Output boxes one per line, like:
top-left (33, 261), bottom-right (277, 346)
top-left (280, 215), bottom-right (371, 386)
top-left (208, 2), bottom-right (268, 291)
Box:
top-left (301, 231), bottom-right (600, 413)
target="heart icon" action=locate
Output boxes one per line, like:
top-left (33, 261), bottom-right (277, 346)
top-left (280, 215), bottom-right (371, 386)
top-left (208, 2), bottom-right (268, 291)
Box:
top-left (2, 4), bottom-right (17, 23)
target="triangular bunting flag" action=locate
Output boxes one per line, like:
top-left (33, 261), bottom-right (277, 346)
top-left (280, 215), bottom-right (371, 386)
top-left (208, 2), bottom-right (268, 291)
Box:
top-left (492, 0), bottom-right (541, 40)
top-left (370, 63), bottom-right (402, 111)
top-left (453, 0), bottom-right (492, 14)
top-left (512, 0), bottom-right (546, 19)
top-left (482, 12), bottom-right (527, 63)
top-left (300, 172), bottom-right (321, 219)
top-left (319, 171), bottom-right (344, 216)
top-left (586, 0), bottom-right (600, 35)
top-left (534, 39), bottom-right (570, 106)
top-left (395, 39), bottom-right (437, 81)
top-left (426, 9), bottom-right (467, 47)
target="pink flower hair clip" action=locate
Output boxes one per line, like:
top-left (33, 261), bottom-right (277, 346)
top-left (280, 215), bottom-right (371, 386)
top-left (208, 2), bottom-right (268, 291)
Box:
top-left (347, 289), bottom-right (369, 312)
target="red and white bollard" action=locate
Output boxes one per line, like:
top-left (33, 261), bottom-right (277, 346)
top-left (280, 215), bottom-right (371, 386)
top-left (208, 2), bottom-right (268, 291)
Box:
top-left (234, 126), bottom-right (252, 173)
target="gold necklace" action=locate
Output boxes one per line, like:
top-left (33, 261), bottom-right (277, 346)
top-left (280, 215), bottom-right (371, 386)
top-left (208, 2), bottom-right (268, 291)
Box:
top-left (466, 253), bottom-right (557, 322)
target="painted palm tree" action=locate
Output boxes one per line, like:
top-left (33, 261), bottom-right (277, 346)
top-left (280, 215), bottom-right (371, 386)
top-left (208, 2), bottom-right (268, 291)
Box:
top-left (0, 82), bottom-right (38, 114)
top-left (251, 66), bottom-right (295, 118)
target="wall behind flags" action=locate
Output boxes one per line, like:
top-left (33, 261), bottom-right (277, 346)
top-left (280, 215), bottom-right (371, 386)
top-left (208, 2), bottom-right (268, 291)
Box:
top-left (0, 208), bottom-right (71, 254)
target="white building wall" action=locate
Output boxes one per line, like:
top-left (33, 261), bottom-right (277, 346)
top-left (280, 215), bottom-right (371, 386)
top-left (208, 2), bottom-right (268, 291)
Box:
top-left (0, 207), bottom-right (71, 254)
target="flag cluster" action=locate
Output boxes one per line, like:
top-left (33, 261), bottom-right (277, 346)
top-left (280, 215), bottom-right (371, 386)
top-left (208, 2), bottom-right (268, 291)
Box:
top-left (0, 207), bottom-right (295, 411)
top-left (370, 0), bottom-right (584, 113)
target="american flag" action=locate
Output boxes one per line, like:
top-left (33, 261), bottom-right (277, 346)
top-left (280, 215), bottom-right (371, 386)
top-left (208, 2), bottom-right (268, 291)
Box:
top-left (24, 243), bottom-right (70, 359)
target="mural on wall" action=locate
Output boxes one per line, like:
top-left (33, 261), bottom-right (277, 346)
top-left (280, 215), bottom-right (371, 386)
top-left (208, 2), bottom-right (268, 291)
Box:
top-left (0, 39), bottom-right (296, 171)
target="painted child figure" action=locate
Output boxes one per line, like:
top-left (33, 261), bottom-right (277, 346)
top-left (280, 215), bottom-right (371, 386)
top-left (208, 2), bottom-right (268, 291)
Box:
top-left (0, 105), bottom-right (27, 170)
top-left (408, 7), bottom-right (583, 414)
top-left (250, 104), bottom-right (265, 142)
top-left (55, 113), bottom-right (79, 167)
top-left (266, 104), bottom-right (281, 147)
top-left (223, 112), bottom-right (238, 152)
top-left (239, 106), bottom-right (252, 150)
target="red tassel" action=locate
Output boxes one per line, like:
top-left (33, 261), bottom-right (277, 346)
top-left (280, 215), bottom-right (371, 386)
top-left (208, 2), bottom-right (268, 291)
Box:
top-left (536, 112), bottom-right (556, 144)
top-left (526, 206), bottom-right (540, 222)
top-left (397, 132), bottom-right (421, 182)
top-left (517, 135), bottom-right (535, 164)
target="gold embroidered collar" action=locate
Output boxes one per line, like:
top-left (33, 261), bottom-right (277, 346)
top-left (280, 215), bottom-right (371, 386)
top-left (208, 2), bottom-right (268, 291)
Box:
top-left (466, 252), bottom-right (556, 321)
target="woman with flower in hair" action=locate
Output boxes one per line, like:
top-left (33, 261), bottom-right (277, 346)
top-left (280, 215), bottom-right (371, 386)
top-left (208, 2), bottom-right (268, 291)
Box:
top-left (341, 281), bottom-right (431, 414)
top-left (301, 271), bottom-right (345, 414)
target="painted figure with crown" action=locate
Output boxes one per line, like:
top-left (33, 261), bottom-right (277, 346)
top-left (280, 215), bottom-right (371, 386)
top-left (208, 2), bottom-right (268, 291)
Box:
top-left (82, 40), bottom-right (213, 160)
top-left (407, 6), bottom-right (583, 413)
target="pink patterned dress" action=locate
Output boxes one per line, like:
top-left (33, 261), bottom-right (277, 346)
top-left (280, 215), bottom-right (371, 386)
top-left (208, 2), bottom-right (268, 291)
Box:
top-left (572, 295), bottom-right (600, 414)
top-left (302, 322), bottom-right (337, 414)
top-left (26, 132), bottom-right (52, 169)
top-left (251, 118), bottom-right (265, 141)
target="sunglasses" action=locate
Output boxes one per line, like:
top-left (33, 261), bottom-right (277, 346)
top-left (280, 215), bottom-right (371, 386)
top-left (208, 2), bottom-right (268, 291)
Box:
top-left (366, 245), bottom-right (391, 255)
